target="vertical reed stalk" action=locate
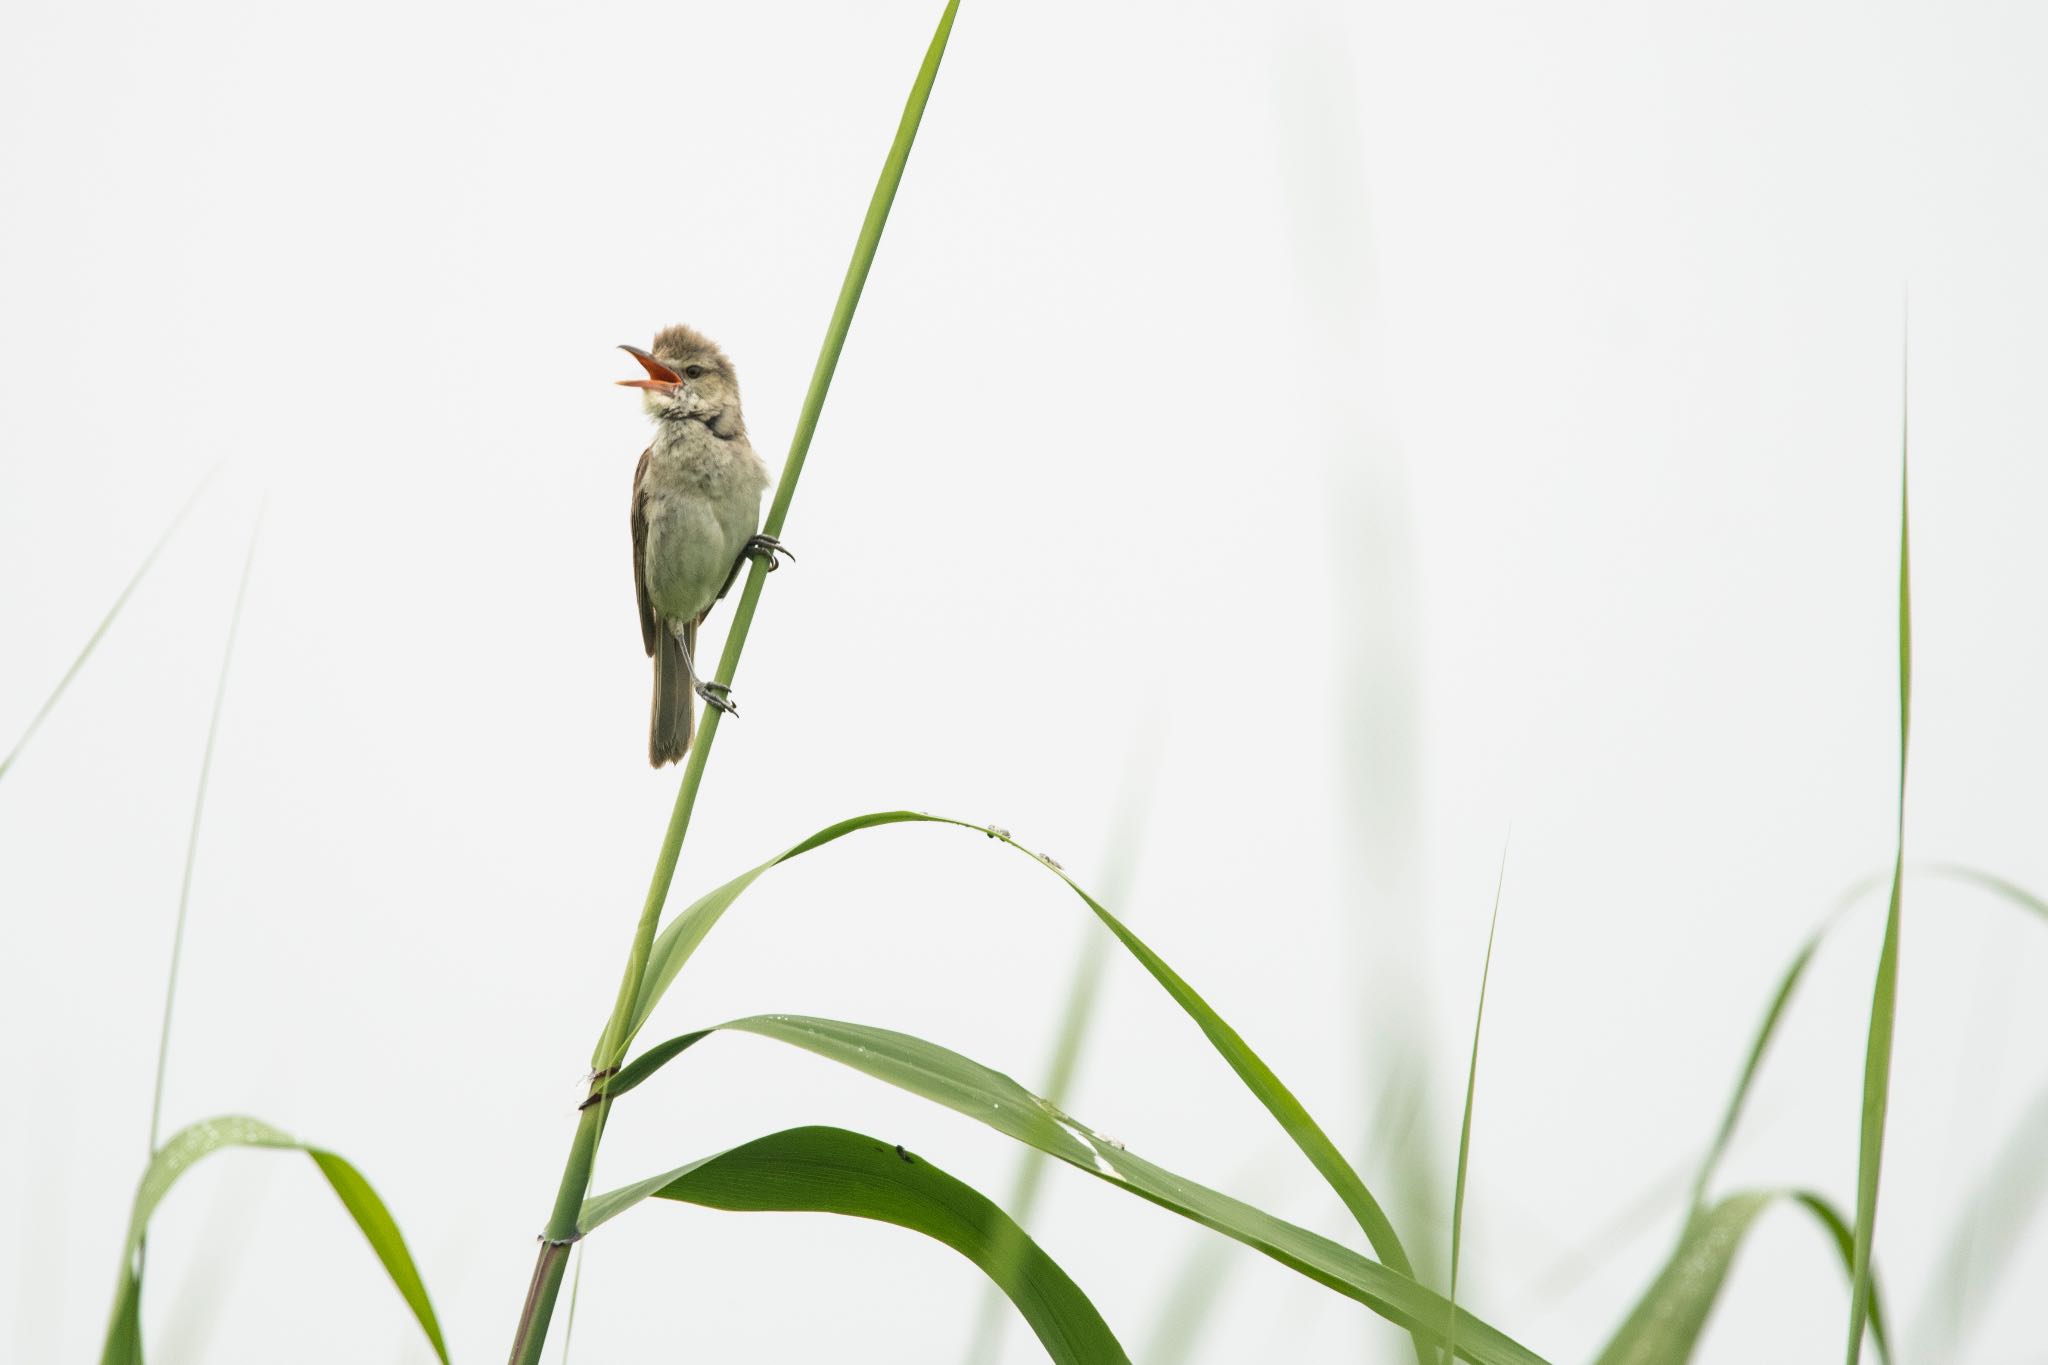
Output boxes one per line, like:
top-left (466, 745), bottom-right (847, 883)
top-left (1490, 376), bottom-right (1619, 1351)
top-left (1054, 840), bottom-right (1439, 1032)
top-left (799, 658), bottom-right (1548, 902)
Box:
top-left (505, 8), bottom-right (961, 1361)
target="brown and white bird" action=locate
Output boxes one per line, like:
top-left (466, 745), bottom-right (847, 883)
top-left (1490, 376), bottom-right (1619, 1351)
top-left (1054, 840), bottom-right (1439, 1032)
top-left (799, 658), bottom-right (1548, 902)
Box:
top-left (619, 325), bottom-right (785, 766)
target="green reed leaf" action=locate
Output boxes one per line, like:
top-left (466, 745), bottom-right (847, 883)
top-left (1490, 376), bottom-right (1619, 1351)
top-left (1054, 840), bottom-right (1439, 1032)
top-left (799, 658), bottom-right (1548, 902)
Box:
top-left (582, 1124), bottom-right (1127, 1364)
top-left (99, 1116), bottom-right (446, 1365)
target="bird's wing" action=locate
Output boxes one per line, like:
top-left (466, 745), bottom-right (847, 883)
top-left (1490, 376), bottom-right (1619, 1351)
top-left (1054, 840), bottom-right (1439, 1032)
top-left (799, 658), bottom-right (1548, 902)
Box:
top-left (631, 445), bottom-right (657, 656)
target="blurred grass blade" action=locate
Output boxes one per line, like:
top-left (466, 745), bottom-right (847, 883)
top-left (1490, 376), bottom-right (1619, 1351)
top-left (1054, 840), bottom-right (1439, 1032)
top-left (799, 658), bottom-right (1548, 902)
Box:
top-left (964, 763), bottom-right (1150, 1365)
top-left (961, 929), bottom-right (1109, 1365)
top-left (1, 468), bottom-right (214, 782)
top-left (1687, 925), bottom-right (1825, 1215)
top-left (149, 516), bottom-right (260, 1151)
top-left (599, 1014), bottom-right (1549, 1365)
top-left (1593, 1190), bottom-right (1889, 1365)
top-left (1846, 401), bottom-right (1911, 1365)
top-left (1520, 1155), bottom-right (1699, 1311)
top-left (1446, 846), bottom-right (1508, 1365)
top-left (1907, 1083), bottom-right (2048, 1360)
top-left (1687, 869), bottom-right (1894, 1215)
top-left (581, 1125), bottom-right (1128, 1364)
top-left (1920, 862), bottom-right (2048, 922)
top-left (1141, 1237), bottom-right (1237, 1365)
top-left (622, 812), bottom-right (1419, 1295)
top-left (100, 1115), bottom-right (447, 1365)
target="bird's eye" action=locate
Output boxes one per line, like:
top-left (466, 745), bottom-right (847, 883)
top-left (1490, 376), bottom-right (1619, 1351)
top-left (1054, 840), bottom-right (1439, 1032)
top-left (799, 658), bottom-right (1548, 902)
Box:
top-left (684, 365), bottom-right (704, 379)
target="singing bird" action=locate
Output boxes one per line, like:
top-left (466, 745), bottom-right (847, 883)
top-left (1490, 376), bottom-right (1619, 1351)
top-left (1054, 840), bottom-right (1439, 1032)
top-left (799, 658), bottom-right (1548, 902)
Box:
top-left (620, 325), bottom-right (786, 766)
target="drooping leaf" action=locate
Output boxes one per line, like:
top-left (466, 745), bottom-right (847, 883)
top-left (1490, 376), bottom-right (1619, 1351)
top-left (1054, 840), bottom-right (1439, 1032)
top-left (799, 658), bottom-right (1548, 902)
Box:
top-left (600, 1013), bottom-right (1550, 1365)
top-left (618, 811), bottom-right (1418, 1293)
top-left (99, 1116), bottom-right (447, 1365)
top-left (581, 1125), bottom-right (1128, 1365)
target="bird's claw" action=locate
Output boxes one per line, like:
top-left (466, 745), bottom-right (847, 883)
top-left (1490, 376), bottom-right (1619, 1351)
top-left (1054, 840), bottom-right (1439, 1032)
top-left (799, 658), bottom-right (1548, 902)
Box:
top-left (744, 534), bottom-right (794, 572)
top-left (696, 681), bottom-right (739, 716)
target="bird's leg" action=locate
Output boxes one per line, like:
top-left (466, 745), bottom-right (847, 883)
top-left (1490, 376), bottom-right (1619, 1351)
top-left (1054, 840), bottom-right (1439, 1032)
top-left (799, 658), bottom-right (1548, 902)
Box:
top-left (676, 626), bottom-right (737, 716)
top-left (716, 534), bottom-right (795, 601)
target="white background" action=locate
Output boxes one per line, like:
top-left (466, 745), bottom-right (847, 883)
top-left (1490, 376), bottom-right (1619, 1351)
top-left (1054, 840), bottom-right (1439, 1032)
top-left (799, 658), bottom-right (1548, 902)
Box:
top-left (4, 1), bottom-right (2045, 1361)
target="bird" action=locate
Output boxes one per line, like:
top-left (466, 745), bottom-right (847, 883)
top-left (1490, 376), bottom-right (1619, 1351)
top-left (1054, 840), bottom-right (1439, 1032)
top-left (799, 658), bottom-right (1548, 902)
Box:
top-left (620, 325), bottom-right (787, 766)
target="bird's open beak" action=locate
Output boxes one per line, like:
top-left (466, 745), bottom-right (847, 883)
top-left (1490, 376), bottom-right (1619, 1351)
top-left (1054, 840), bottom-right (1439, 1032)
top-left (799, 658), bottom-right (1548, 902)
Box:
top-left (617, 344), bottom-right (683, 393)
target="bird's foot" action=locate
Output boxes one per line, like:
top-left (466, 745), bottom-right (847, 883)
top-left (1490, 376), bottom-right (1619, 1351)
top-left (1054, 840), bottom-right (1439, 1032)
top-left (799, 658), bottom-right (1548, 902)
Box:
top-left (744, 534), bottom-right (794, 571)
top-left (695, 680), bottom-right (739, 717)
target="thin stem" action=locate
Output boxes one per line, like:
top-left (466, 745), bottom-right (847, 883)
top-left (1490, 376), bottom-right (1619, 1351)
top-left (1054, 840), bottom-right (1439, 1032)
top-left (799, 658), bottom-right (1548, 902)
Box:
top-left (559, 1244), bottom-right (586, 1364)
top-left (148, 512), bottom-right (262, 1152)
top-left (963, 758), bottom-right (1153, 1365)
top-left (1446, 840), bottom-right (1510, 1365)
top-left (2, 464), bottom-right (217, 782)
top-left (505, 7), bottom-right (962, 1361)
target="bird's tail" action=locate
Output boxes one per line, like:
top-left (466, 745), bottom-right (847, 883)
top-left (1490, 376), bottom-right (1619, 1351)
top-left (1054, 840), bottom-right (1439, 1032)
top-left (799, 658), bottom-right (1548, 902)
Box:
top-left (650, 621), bottom-right (695, 767)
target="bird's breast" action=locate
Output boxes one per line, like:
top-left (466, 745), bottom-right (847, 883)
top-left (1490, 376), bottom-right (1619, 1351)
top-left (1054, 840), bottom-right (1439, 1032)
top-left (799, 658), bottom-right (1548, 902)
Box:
top-left (639, 424), bottom-right (769, 621)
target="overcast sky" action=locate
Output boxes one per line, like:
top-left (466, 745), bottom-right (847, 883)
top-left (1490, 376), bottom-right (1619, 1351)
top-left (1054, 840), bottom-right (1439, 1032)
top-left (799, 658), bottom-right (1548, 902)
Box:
top-left (4, 1), bottom-right (2046, 1361)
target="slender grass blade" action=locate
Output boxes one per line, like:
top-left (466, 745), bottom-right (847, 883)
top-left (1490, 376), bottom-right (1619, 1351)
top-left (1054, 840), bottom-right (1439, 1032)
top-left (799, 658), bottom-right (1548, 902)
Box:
top-left (1906, 1083), bottom-right (2048, 1360)
top-left (149, 517), bottom-right (261, 1152)
top-left (963, 756), bottom-right (1152, 1365)
top-left (1140, 1237), bottom-right (1237, 1365)
top-left (1919, 863), bottom-right (2048, 922)
top-left (1, 467), bottom-right (214, 782)
top-left (1446, 846), bottom-right (1508, 1365)
top-left (1846, 386), bottom-right (1911, 1365)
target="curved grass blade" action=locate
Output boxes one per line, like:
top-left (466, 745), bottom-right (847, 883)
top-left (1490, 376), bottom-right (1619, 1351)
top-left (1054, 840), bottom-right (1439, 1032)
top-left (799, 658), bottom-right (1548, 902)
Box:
top-left (1906, 1082), bottom-right (2048, 1360)
top-left (1919, 862), bottom-right (2048, 922)
top-left (621, 812), bottom-right (1419, 1294)
top-left (1846, 392), bottom-right (1911, 1365)
top-left (1141, 1237), bottom-right (1237, 1365)
top-left (1, 467), bottom-right (215, 782)
top-left (1446, 846), bottom-right (1508, 1365)
top-left (1687, 926), bottom-right (1824, 1217)
top-left (100, 1115), bottom-right (447, 1365)
top-left (581, 1125), bottom-right (1128, 1365)
top-left (1519, 1154), bottom-right (1699, 1312)
top-left (150, 516), bottom-right (261, 1152)
top-left (598, 1014), bottom-right (1549, 1365)
top-left (1593, 1190), bottom-right (1888, 1365)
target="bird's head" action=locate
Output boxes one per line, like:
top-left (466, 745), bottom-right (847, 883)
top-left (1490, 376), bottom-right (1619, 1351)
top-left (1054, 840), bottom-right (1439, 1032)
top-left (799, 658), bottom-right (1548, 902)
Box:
top-left (618, 324), bottom-right (744, 437)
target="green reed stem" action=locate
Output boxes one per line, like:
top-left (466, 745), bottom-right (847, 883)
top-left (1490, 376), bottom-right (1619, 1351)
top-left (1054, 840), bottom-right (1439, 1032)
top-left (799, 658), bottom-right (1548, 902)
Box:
top-left (506, 8), bottom-right (961, 1361)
